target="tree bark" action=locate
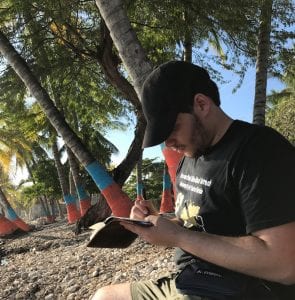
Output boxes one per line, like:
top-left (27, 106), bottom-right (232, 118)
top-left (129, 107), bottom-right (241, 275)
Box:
top-left (136, 151), bottom-right (145, 200)
top-left (252, 0), bottom-right (272, 125)
top-left (112, 112), bottom-right (146, 186)
top-left (52, 140), bottom-right (70, 196)
top-left (55, 198), bottom-right (65, 219)
top-left (95, 0), bottom-right (153, 97)
top-left (38, 196), bottom-right (49, 217)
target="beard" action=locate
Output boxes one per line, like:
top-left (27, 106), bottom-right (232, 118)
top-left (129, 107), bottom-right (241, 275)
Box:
top-left (189, 114), bottom-right (211, 158)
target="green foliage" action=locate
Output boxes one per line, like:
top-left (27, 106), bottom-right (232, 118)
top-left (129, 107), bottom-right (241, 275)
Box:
top-left (266, 49), bottom-right (295, 144)
top-left (1, 0), bottom-right (294, 201)
top-left (123, 158), bottom-right (164, 203)
top-left (266, 98), bottom-right (295, 143)
top-left (19, 157), bottom-right (62, 208)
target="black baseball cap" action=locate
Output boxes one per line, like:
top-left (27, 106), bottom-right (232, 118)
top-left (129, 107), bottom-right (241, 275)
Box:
top-left (141, 61), bottom-right (220, 148)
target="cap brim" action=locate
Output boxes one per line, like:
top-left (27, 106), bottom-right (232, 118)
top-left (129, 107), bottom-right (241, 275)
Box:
top-left (142, 109), bottom-right (178, 148)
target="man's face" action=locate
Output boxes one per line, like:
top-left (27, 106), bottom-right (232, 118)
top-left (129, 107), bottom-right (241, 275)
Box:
top-left (165, 112), bottom-right (210, 158)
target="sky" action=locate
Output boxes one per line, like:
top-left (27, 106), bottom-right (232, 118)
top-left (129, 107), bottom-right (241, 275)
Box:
top-left (106, 66), bottom-right (285, 166)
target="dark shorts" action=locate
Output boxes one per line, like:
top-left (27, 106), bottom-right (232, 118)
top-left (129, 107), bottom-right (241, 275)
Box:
top-left (130, 274), bottom-right (210, 300)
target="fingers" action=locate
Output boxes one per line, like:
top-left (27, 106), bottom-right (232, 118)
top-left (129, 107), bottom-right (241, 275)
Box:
top-left (130, 199), bottom-right (157, 219)
top-left (144, 214), bottom-right (158, 224)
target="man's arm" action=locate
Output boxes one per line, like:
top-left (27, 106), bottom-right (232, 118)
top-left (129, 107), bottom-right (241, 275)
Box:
top-left (123, 216), bottom-right (295, 285)
top-left (177, 220), bottom-right (295, 285)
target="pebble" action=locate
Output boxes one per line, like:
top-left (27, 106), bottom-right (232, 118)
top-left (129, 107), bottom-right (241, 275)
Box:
top-left (0, 219), bottom-right (175, 299)
top-left (92, 269), bottom-right (100, 277)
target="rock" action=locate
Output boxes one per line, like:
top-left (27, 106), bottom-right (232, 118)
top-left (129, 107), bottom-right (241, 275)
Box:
top-left (21, 272), bottom-right (29, 280)
top-left (67, 292), bottom-right (76, 300)
top-left (66, 284), bottom-right (80, 293)
top-left (92, 269), bottom-right (99, 277)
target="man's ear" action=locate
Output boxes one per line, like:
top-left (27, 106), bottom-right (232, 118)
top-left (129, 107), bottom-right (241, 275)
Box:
top-left (193, 93), bottom-right (211, 116)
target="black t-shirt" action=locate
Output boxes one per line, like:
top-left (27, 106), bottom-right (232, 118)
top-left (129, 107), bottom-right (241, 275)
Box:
top-left (174, 120), bottom-right (295, 298)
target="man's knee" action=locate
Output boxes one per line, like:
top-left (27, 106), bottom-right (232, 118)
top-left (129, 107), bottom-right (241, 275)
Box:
top-left (91, 286), bottom-right (109, 300)
top-left (91, 283), bottom-right (132, 300)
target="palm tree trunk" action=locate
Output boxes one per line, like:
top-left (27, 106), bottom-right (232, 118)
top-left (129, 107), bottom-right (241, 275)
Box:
top-left (183, 11), bottom-right (193, 63)
top-left (161, 143), bottom-right (183, 196)
top-left (0, 30), bottom-right (132, 218)
top-left (52, 140), bottom-right (80, 223)
top-left (52, 141), bottom-right (68, 196)
top-left (38, 196), bottom-right (49, 217)
top-left (0, 213), bottom-right (17, 236)
top-left (95, 0), bottom-right (153, 97)
top-left (160, 162), bottom-right (174, 213)
top-left (136, 152), bottom-right (145, 200)
top-left (252, 0), bottom-right (272, 125)
top-left (0, 186), bottom-right (30, 231)
top-left (55, 198), bottom-right (65, 219)
top-left (67, 147), bottom-right (91, 216)
top-left (49, 197), bottom-right (56, 222)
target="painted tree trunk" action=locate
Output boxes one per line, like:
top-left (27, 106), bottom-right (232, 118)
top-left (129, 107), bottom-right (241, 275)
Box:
top-left (0, 213), bottom-right (18, 236)
top-left (252, 0), bottom-right (272, 125)
top-left (0, 30), bottom-right (132, 217)
top-left (160, 162), bottom-right (175, 213)
top-left (0, 204), bottom-right (4, 215)
top-left (52, 141), bottom-right (80, 223)
top-left (161, 143), bottom-right (183, 195)
top-left (67, 147), bottom-right (91, 216)
top-left (42, 195), bottom-right (52, 220)
top-left (136, 152), bottom-right (145, 200)
top-left (0, 187), bottom-right (30, 232)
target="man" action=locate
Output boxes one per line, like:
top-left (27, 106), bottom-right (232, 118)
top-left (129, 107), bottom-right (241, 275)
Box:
top-left (93, 61), bottom-right (295, 299)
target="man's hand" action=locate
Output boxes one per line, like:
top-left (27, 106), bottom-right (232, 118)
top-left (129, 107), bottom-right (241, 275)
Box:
top-left (121, 215), bottom-right (184, 247)
top-left (130, 199), bottom-right (158, 220)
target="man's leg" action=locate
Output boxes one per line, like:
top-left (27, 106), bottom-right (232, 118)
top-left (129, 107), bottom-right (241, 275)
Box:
top-left (91, 282), bottom-right (132, 300)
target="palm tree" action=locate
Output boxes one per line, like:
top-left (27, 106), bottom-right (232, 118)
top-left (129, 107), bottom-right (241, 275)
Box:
top-left (0, 185), bottom-right (30, 231)
top-left (67, 147), bottom-right (92, 216)
top-left (160, 162), bottom-right (174, 214)
top-left (0, 114), bottom-right (32, 231)
top-left (252, 0), bottom-right (273, 125)
top-left (0, 213), bottom-right (17, 236)
top-left (52, 140), bottom-right (80, 223)
top-left (95, 0), bottom-right (153, 97)
top-left (135, 152), bottom-right (145, 201)
top-left (0, 29), bottom-right (132, 218)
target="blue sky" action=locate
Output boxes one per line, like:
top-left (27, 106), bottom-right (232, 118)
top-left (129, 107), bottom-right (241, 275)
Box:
top-left (106, 66), bottom-right (285, 165)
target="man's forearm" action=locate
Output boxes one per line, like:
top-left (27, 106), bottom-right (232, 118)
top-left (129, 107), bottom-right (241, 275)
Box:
top-left (175, 226), bottom-right (295, 284)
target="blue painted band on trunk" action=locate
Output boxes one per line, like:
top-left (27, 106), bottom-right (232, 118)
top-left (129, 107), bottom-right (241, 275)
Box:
top-left (64, 194), bottom-right (76, 204)
top-left (77, 186), bottom-right (88, 200)
top-left (86, 161), bottom-right (113, 190)
top-left (7, 207), bottom-right (18, 220)
top-left (163, 174), bottom-right (172, 189)
top-left (137, 183), bottom-right (144, 195)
